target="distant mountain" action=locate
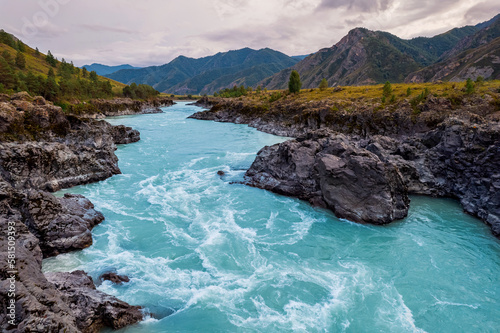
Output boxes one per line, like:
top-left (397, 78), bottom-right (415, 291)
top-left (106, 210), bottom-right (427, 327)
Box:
top-left (261, 28), bottom-right (424, 89)
top-left (262, 14), bottom-right (500, 89)
top-left (105, 48), bottom-right (298, 94)
top-left (291, 55), bottom-right (310, 61)
top-left (82, 63), bottom-right (141, 76)
top-left (406, 17), bottom-right (500, 83)
top-left (440, 14), bottom-right (500, 60)
top-left (405, 36), bottom-right (500, 82)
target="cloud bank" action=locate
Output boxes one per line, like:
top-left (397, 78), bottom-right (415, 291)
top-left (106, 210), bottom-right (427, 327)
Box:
top-left (0, 0), bottom-right (498, 66)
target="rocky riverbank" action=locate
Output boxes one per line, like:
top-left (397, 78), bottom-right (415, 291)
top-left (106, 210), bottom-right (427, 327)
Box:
top-left (0, 92), bottom-right (148, 332)
top-left (61, 96), bottom-right (175, 118)
top-left (191, 94), bottom-right (500, 237)
top-left (89, 97), bottom-right (175, 117)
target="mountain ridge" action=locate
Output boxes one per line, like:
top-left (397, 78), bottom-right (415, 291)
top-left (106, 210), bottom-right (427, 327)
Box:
top-left (82, 63), bottom-right (141, 76)
top-left (262, 14), bottom-right (500, 89)
top-left (105, 47), bottom-right (298, 94)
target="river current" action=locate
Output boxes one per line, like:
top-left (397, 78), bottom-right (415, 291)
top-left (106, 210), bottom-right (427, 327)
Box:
top-left (43, 102), bottom-right (500, 332)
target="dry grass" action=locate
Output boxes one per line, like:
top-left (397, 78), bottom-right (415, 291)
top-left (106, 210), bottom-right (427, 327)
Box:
top-left (241, 80), bottom-right (500, 106)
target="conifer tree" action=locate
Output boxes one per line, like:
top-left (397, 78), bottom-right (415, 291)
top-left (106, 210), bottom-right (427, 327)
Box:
top-left (15, 51), bottom-right (26, 69)
top-left (288, 70), bottom-right (301, 94)
top-left (319, 78), bottom-right (328, 91)
top-left (0, 57), bottom-right (17, 89)
top-left (382, 81), bottom-right (392, 97)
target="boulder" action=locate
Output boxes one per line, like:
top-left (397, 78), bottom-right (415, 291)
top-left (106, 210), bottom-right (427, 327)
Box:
top-left (246, 134), bottom-right (410, 224)
top-left (45, 271), bottom-right (142, 331)
top-left (100, 272), bottom-right (131, 284)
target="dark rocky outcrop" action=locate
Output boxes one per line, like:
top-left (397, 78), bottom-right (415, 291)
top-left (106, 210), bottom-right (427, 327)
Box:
top-left (26, 192), bottom-right (105, 258)
top-left (0, 95), bottom-right (148, 331)
top-left (246, 133), bottom-right (410, 224)
top-left (0, 177), bottom-right (143, 332)
top-left (245, 118), bottom-right (500, 234)
top-left (46, 271), bottom-right (142, 331)
top-left (189, 96), bottom-right (497, 138)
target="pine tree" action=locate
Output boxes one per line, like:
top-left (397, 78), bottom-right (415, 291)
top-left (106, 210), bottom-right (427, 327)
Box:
top-left (319, 78), bottom-right (328, 91)
top-left (15, 51), bottom-right (26, 69)
top-left (35, 47), bottom-right (40, 57)
top-left (89, 70), bottom-right (98, 82)
top-left (0, 57), bottom-right (17, 89)
top-left (465, 78), bottom-right (475, 95)
top-left (45, 50), bottom-right (57, 67)
top-left (44, 75), bottom-right (59, 101)
top-left (382, 81), bottom-right (392, 97)
top-left (288, 70), bottom-right (301, 94)
top-left (17, 40), bottom-right (26, 52)
top-left (47, 68), bottom-right (55, 78)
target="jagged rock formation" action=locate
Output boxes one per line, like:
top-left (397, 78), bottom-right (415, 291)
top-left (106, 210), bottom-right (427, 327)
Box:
top-left (246, 132), bottom-right (410, 224)
top-left (0, 93), bottom-right (147, 331)
top-left (46, 271), bottom-right (142, 331)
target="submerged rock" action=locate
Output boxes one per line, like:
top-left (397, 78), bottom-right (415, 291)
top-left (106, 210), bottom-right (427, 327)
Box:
top-left (100, 272), bottom-right (131, 284)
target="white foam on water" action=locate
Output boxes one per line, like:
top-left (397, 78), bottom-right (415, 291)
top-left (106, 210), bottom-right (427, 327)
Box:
top-left (141, 314), bottom-right (160, 324)
top-left (184, 156), bottom-right (208, 168)
top-left (377, 283), bottom-right (428, 333)
top-left (228, 294), bottom-right (344, 332)
top-left (266, 211), bottom-right (279, 230)
top-left (432, 296), bottom-right (479, 309)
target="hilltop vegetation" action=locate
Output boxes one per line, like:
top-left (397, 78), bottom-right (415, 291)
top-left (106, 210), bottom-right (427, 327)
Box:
top-left (0, 30), bottom-right (159, 103)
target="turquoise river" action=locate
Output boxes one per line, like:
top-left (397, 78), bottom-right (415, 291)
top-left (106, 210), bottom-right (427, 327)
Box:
top-left (43, 102), bottom-right (500, 332)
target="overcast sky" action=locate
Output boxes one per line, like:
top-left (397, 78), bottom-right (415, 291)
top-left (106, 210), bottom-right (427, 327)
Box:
top-left (1, 0), bottom-right (499, 67)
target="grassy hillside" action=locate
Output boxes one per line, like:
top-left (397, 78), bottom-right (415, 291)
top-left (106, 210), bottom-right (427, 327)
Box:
top-left (242, 80), bottom-right (500, 105)
top-left (0, 31), bottom-right (125, 90)
top-left (0, 30), bottom-right (162, 103)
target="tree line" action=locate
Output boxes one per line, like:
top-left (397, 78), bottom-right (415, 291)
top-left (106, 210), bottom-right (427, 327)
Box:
top-left (0, 45), bottom-right (159, 102)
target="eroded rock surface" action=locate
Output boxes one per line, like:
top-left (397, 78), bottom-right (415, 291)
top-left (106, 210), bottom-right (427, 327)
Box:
top-left (0, 94), bottom-right (146, 331)
top-left (246, 133), bottom-right (410, 224)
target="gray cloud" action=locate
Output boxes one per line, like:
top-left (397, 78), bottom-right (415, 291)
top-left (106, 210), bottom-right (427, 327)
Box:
top-left (78, 24), bottom-right (137, 34)
top-left (0, 0), bottom-right (498, 67)
top-left (318, 0), bottom-right (393, 12)
top-left (464, 2), bottom-right (500, 23)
